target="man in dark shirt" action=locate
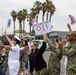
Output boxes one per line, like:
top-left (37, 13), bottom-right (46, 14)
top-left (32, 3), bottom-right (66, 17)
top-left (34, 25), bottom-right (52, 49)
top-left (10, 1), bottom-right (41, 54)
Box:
top-left (29, 34), bottom-right (47, 75)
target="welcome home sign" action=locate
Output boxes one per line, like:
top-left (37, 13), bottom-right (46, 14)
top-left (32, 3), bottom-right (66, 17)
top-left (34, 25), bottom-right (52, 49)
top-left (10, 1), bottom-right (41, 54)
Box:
top-left (33, 21), bottom-right (53, 35)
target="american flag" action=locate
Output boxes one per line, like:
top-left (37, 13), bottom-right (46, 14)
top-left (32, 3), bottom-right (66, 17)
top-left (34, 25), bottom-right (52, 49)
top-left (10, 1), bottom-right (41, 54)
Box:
top-left (69, 15), bottom-right (76, 25)
top-left (31, 18), bottom-right (36, 25)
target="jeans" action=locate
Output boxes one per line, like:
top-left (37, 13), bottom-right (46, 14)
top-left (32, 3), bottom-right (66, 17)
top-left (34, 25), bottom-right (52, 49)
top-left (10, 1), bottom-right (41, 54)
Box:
top-left (25, 59), bottom-right (28, 69)
top-left (0, 67), bottom-right (5, 75)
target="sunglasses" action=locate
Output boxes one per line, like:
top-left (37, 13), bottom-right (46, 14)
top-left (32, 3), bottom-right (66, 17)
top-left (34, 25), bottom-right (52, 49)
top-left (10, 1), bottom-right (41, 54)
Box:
top-left (21, 39), bottom-right (24, 40)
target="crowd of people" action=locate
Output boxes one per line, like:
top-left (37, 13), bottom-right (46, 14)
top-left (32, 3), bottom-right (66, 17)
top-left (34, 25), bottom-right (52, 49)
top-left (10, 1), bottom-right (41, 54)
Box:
top-left (0, 23), bottom-right (76, 75)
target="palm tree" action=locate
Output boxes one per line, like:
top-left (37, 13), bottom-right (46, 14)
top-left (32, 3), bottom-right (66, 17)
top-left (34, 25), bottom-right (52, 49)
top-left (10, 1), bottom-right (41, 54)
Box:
top-left (17, 10), bottom-right (23, 37)
top-left (31, 8), bottom-right (36, 18)
top-left (33, 1), bottom-right (42, 23)
top-left (22, 9), bottom-right (27, 35)
top-left (46, 0), bottom-right (56, 21)
top-left (46, 0), bottom-right (52, 20)
top-left (11, 10), bottom-right (17, 35)
top-left (27, 12), bottom-right (36, 35)
top-left (41, 2), bottom-right (47, 21)
top-left (49, 4), bottom-right (56, 21)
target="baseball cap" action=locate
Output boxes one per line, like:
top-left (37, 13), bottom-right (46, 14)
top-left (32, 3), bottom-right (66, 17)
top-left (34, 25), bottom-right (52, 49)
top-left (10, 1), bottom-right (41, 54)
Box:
top-left (33, 42), bottom-right (38, 46)
top-left (67, 31), bottom-right (76, 37)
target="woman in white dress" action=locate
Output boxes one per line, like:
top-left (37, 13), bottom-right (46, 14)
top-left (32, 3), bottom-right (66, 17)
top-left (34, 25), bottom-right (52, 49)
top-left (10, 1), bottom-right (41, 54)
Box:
top-left (1, 30), bottom-right (21, 75)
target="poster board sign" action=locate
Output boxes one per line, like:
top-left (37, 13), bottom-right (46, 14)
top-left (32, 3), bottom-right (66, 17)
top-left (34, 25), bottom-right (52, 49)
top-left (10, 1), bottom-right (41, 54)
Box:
top-left (33, 21), bottom-right (53, 35)
top-left (7, 19), bottom-right (11, 28)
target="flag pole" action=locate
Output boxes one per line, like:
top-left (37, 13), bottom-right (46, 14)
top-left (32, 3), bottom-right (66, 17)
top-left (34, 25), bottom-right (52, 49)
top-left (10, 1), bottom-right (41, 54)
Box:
top-left (67, 15), bottom-right (72, 32)
top-left (67, 16), bottom-right (69, 25)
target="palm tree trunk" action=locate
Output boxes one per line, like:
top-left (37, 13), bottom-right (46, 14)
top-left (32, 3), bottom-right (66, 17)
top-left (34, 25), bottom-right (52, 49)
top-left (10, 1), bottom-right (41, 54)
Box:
top-left (21, 23), bottom-right (22, 37)
top-left (42, 13), bottom-right (44, 21)
top-left (23, 20), bottom-right (25, 36)
top-left (19, 23), bottom-right (21, 37)
top-left (19, 23), bottom-right (20, 37)
top-left (29, 22), bottom-right (31, 35)
top-left (49, 12), bottom-right (51, 22)
top-left (14, 21), bottom-right (15, 35)
top-left (29, 18), bottom-right (31, 35)
top-left (30, 25), bottom-right (31, 35)
top-left (19, 22), bottom-right (22, 37)
top-left (36, 15), bottom-right (38, 23)
top-left (46, 12), bottom-right (49, 21)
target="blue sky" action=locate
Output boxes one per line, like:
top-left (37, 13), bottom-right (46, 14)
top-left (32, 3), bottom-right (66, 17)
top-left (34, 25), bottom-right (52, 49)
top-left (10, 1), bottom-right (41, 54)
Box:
top-left (0, 0), bottom-right (76, 36)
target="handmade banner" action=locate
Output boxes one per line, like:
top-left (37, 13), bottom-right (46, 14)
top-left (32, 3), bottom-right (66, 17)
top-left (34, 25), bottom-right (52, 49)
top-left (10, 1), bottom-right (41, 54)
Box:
top-left (33, 21), bottom-right (53, 35)
top-left (7, 19), bottom-right (11, 28)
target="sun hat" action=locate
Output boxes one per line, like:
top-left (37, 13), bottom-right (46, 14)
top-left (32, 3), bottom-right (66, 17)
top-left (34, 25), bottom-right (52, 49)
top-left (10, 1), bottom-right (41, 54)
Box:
top-left (14, 35), bottom-right (21, 41)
